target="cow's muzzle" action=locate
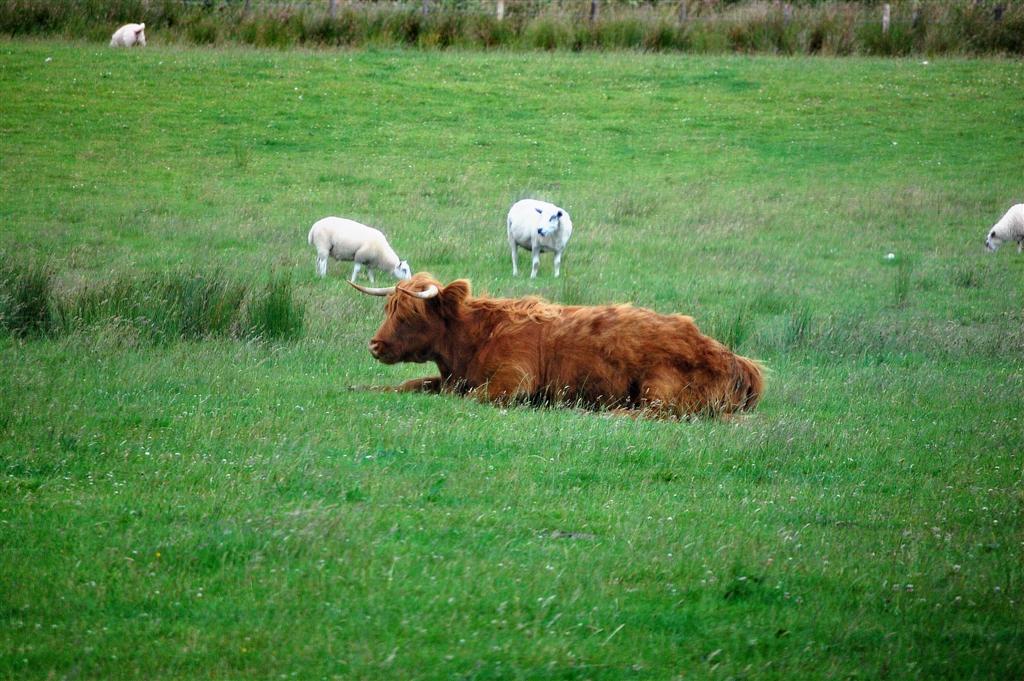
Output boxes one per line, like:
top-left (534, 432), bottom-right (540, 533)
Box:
top-left (369, 338), bottom-right (398, 364)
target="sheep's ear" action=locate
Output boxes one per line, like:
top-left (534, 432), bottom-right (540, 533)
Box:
top-left (139, 23), bottom-right (145, 29)
top-left (535, 208), bottom-right (543, 214)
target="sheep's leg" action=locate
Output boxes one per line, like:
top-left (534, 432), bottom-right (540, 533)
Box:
top-left (367, 267), bottom-right (376, 285)
top-left (553, 249), bottom-right (563, 278)
top-left (350, 262), bottom-right (361, 283)
top-left (1018, 239), bottom-right (1023, 254)
top-left (315, 252), bottom-right (329, 278)
top-left (509, 231), bottom-right (519, 276)
top-left (530, 243), bottom-right (541, 279)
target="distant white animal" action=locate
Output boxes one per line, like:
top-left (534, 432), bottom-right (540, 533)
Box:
top-left (110, 23), bottom-right (146, 48)
top-left (985, 204), bottom-right (1024, 253)
top-left (307, 217), bottom-right (411, 283)
top-left (507, 199), bottom-right (573, 278)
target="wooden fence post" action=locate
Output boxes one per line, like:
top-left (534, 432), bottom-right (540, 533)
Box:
top-left (882, 3), bottom-right (891, 34)
top-left (422, 0), bottom-right (430, 18)
top-left (994, 4), bottom-right (1004, 21)
top-left (328, 0), bottom-right (337, 19)
top-left (590, 0), bottom-right (599, 23)
top-left (911, 1), bottom-right (921, 29)
top-left (496, 0), bottom-right (505, 21)
top-left (678, 0), bottom-right (687, 25)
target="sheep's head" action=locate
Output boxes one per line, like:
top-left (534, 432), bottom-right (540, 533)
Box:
top-left (535, 207), bottom-right (564, 237)
top-left (392, 260), bottom-right (412, 280)
top-left (351, 274), bottom-right (469, 366)
top-left (985, 227), bottom-right (1003, 252)
top-left (136, 24), bottom-right (146, 46)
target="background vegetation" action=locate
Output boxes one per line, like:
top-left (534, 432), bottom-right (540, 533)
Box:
top-left (1, 40), bottom-right (1022, 678)
top-left (1, 0), bottom-right (1023, 55)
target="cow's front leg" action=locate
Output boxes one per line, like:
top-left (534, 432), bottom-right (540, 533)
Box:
top-left (397, 376), bottom-right (445, 393)
top-left (472, 368), bottom-right (535, 405)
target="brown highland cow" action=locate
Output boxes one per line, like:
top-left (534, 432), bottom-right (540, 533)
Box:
top-left (352, 273), bottom-right (763, 418)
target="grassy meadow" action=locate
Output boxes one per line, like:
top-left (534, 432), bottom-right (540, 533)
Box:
top-left (1, 40), bottom-right (1023, 679)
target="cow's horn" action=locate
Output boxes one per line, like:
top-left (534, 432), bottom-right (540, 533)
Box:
top-left (349, 281), bottom-right (395, 296)
top-left (401, 284), bottom-right (439, 299)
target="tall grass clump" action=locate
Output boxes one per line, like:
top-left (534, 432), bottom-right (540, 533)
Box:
top-left (418, 11), bottom-right (467, 49)
top-left (723, 3), bottom-right (800, 54)
top-left (642, 19), bottom-right (685, 51)
top-left (461, 13), bottom-right (514, 49)
top-left (858, 12), bottom-right (917, 56)
top-left (778, 305), bottom-right (814, 351)
top-left (593, 17), bottom-right (648, 50)
top-left (300, 8), bottom-right (367, 47)
top-left (378, 9), bottom-right (424, 46)
top-left (0, 263), bottom-right (306, 344)
top-left (945, 1), bottom-right (1024, 54)
top-left (892, 257), bottom-right (914, 307)
top-left (0, 260), bottom-right (53, 338)
top-left (804, 4), bottom-right (859, 55)
top-left (58, 271), bottom-right (247, 341)
top-left (522, 15), bottom-right (575, 51)
top-left (706, 304), bottom-right (754, 352)
top-left (244, 272), bottom-right (304, 341)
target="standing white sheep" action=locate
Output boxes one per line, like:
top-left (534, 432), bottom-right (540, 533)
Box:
top-left (985, 204), bottom-right (1024, 253)
top-left (507, 199), bottom-right (574, 278)
top-left (110, 23), bottom-right (146, 48)
top-left (307, 217), bottom-right (412, 283)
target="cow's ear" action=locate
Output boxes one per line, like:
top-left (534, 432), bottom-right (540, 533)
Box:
top-left (438, 279), bottom-right (470, 317)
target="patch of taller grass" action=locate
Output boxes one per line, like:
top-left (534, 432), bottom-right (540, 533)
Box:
top-left (2, 0), bottom-right (1022, 55)
top-left (892, 257), bottom-right (914, 307)
top-left (300, 9), bottom-right (366, 47)
top-left (521, 15), bottom-right (576, 51)
top-left (704, 304), bottom-right (754, 353)
top-left (723, 3), bottom-right (800, 54)
top-left (804, 4), bottom-right (859, 55)
top-left (0, 260), bottom-right (304, 343)
top-left (244, 272), bottom-right (304, 341)
top-left (0, 260), bottom-right (53, 338)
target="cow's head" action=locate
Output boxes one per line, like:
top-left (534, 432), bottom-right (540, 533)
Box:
top-left (535, 206), bottom-right (564, 237)
top-left (351, 273), bottom-right (470, 365)
top-left (985, 227), bottom-right (1003, 252)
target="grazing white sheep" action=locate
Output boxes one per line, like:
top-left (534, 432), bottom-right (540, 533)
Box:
top-left (507, 199), bottom-right (574, 278)
top-left (307, 217), bottom-right (411, 283)
top-left (110, 23), bottom-right (146, 48)
top-left (985, 204), bottom-right (1024, 253)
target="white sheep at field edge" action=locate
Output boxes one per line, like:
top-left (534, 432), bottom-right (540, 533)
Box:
top-left (110, 23), bottom-right (146, 48)
top-left (985, 204), bottom-right (1024, 253)
top-left (307, 217), bottom-right (411, 283)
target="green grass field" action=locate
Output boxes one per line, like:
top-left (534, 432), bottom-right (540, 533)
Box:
top-left (1, 40), bottom-right (1022, 679)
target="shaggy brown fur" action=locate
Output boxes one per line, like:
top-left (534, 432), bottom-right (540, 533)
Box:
top-left (360, 273), bottom-right (764, 418)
